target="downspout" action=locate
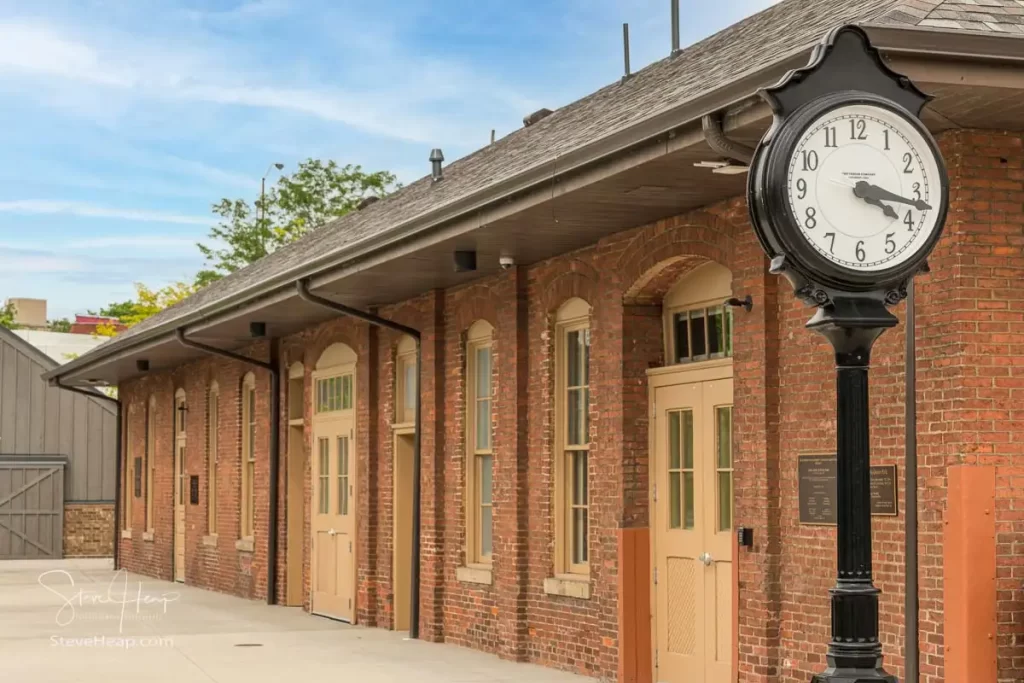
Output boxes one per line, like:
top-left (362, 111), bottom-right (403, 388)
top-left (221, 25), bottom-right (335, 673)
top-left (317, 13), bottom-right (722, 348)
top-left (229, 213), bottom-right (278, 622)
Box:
top-left (701, 111), bottom-right (755, 164)
top-left (174, 329), bottom-right (281, 606)
top-left (53, 379), bottom-right (121, 571)
top-left (905, 279), bottom-right (919, 683)
top-left (295, 279), bottom-right (424, 640)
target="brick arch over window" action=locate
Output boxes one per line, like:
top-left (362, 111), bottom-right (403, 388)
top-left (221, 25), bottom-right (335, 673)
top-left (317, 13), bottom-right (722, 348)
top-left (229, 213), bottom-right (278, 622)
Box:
top-left (539, 259), bottom-right (601, 314)
top-left (452, 294), bottom-right (500, 334)
top-left (617, 211), bottom-right (736, 304)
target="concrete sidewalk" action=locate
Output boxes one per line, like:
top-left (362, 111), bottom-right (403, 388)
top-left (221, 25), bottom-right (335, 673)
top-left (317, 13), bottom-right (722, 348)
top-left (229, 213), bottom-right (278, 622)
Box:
top-left (0, 559), bottom-right (595, 683)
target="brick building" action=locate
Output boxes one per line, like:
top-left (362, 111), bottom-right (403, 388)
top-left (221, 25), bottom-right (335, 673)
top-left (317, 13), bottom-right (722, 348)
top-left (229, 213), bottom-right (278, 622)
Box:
top-left (48, 2), bottom-right (1024, 682)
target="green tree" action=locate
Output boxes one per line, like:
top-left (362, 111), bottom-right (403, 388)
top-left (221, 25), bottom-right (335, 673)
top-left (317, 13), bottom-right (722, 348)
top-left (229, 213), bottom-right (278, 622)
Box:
top-left (94, 282), bottom-right (198, 337)
top-left (195, 159), bottom-right (397, 285)
top-left (94, 300), bottom-right (136, 320)
top-left (0, 301), bottom-right (17, 330)
top-left (48, 318), bottom-right (72, 333)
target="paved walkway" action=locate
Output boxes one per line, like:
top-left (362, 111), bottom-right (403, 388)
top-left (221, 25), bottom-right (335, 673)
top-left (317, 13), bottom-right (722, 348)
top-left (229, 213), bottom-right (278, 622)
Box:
top-left (0, 558), bottom-right (594, 683)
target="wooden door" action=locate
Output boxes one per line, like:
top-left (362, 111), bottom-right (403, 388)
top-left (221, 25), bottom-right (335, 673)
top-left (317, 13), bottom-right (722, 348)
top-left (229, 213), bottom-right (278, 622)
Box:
top-left (392, 431), bottom-right (414, 631)
top-left (174, 439), bottom-right (186, 582)
top-left (311, 367), bottom-right (356, 622)
top-left (652, 377), bottom-right (733, 683)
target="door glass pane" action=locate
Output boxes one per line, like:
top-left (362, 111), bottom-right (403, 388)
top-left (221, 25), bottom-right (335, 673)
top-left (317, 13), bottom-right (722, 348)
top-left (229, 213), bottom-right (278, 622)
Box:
top-left (718, 473), bottom-right (732, 531)
top-left (682, 411), bottom-right (694, 469)
top-left (318, 438), bottom-right (329, 514)
top-left (669, 472), bottom-right (681, 529)
top-left (337, 436), bottom-right (349, 516)
top-left (717, 407), bottom-right (732, 468)
top-left (669, 412), bottom-right (680, 469)
top-left (683, 472), bottom-right (695, 529)
top-left (690, 311), bottom-right (707, 358)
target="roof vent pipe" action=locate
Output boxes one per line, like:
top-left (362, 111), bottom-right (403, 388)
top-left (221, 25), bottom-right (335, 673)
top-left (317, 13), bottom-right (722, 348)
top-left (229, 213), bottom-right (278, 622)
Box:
top-left (671, 0), bottom-right (680, 55)
top-left (429, 148), bottom-right (444, 182)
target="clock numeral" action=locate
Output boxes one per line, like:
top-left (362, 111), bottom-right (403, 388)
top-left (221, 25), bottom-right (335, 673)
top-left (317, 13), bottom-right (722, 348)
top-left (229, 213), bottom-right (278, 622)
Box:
top-left (849, 119), bottom-right (867, 141)
top-left (801, 150), bottom-right (819, 171)
top-left (885, 233), bottom-right (896, 254)
top-left (903, 152), bottom-right (914, 174)
top-left (824, 127), bottom-right (837, 148)
top-left (856, 240), bottom-right (866, 262)
top-left (796, 178), bottom-right (807, 200)
top-left (904, 210), bottom-right (915, 231)
top-left (824, 232), bottom-right (835, 254)
top-left (883, 129), bottom-right (890, 151)
top-left (804, 207), bottom-right (817, 230)
top-left (912, 182), bottom-right (921, 201)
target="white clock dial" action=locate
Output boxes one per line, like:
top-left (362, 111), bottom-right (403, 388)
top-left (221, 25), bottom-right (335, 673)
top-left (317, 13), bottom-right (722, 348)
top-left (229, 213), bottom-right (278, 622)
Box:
top-left (786, 103), bottom-right (943, 273)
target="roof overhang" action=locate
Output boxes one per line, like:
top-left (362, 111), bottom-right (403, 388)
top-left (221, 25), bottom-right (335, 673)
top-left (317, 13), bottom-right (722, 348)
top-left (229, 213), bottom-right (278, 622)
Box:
top-left (47, 25), bottom-right (1024, 388)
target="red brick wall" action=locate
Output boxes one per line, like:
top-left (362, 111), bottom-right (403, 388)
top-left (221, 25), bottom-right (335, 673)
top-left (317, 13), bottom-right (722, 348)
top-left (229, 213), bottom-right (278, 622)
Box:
top-left (64, 503), bottom-right (114, 557)
top-left (114, 128), bottom-right (1024, 683)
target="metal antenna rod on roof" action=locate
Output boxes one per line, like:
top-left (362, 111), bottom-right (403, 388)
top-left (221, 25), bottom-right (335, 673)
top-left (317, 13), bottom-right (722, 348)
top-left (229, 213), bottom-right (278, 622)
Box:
top-left (671, 0), bottom-right (681, 54)
top-left (490, 129), bottom-right (495, 144)
top-left (622, 23), bottom-right (631, 80)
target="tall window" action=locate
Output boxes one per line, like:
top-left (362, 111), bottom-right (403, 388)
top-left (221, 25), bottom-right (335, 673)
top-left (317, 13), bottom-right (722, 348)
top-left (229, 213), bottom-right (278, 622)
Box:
top-left (146, 396), bottom-right (156, 533)
top-left (241, 373), bottom-right (256, 539)
top-left (555, 298), bottom-right (590, 575)
top-left (395, 336), bottom-right (417, 424)
top-left (466, 320), bottom-right (494, 565)
top-left (123, 410), bottom-right (133, 531)
top-left (208, 383), bottom-right (219, 534)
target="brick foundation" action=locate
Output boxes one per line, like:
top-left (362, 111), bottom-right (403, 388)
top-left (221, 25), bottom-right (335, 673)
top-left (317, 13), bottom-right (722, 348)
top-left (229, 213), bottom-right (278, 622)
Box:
top-left (64, 503), bottom-right (114, 557)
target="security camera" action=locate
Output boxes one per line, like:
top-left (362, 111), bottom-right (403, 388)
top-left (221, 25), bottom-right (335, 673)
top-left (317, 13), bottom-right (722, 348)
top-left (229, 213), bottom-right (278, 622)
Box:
top-left (499, 255), bottom-right (516, 270)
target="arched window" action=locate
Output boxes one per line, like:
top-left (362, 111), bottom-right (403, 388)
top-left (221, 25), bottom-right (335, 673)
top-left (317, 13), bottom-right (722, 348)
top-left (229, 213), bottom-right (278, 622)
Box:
top-left (207, 382), bottom-right (220, 534)
top-left (663, 262), bottom-right (733, 365)
top-left (240, 372), bottom-right (256, 540)
top-left (465, 320), bottom-right (494, 565)
top-left (555, 297), bottom-right (591, 575)
top-left (395, 336), bottom-right (417, 425)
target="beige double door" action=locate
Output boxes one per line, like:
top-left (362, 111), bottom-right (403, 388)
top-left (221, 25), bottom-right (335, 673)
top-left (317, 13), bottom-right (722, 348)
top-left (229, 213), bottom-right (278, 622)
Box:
top-left (311, 399), bottom-right (356, 621)
top-left (652, 372), bottom-right (734, 683)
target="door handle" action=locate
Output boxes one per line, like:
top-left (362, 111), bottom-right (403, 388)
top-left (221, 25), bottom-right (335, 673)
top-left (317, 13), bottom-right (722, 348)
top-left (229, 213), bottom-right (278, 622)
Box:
top-left (328, 528), bottom-right (336, 536)
top-left (698, 552), bottom-right (714, 566)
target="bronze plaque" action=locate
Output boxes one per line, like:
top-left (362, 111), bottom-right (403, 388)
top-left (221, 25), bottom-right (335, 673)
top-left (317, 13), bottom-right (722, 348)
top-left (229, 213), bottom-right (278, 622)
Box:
top-left (870, 464), bottom-right (898, 516)
top-left (798, 455), bottom-right (838, 525)
top-left (798, 455), bottom-right (899, 524)
top-left (189, 476), bottom-right (200, 505)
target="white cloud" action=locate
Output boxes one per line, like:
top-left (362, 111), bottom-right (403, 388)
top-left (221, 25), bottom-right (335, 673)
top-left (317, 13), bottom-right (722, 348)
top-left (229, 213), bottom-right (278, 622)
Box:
top-left (65, 235), bottom-right (201, 250)
top-left (0, 200), bottom-right (211, 225)
top-left (0, 250), bottom-right (83, 273)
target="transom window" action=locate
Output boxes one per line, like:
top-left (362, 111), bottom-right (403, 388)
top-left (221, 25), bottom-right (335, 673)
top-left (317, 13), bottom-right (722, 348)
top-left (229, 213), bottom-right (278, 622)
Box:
top-left (466, 320), bottom-right (494, 565)
top-left (316, 375), bottom-right (352, 413)
top-left (663, 262), bottom-right (735, 366)
top-left (395, 336), bottom-right (417, 424)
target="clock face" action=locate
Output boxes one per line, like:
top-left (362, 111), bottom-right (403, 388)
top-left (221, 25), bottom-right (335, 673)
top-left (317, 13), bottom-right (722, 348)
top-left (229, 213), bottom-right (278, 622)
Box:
top-left (786, 103), bottom-right (943, 273)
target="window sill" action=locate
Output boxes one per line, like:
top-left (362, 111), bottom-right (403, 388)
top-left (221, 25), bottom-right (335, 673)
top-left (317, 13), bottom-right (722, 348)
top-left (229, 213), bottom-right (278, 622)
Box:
top-left (202, 534), bottom-right (218, 547)
top-left (456, 565), bottom-right (493, 586)
top-left (142, 531), bottom-right (155, 542)
top-left (235, 538), bottom-right (255, 553)
top-left (120, 529), bottom-right (132, 540)
top-left (544, 575), bottom-right (591, 600)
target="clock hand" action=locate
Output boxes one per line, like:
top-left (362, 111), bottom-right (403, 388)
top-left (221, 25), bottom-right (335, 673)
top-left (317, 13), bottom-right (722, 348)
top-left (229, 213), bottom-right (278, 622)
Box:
top-left (861, 195), bottom-right (899, 220)
top-left (854, 181), bottom-right (932, 211)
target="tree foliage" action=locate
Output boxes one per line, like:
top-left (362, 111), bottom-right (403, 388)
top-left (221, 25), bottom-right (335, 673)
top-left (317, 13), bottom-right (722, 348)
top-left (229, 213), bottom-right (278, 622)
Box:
top-left (94, 282), bottom-right (198, 337)
top-left (0, 301), bottom-right (17, 330)
top-left (48, 318), bottom-right (72, 333)
top-left (195, 159), bottom-right (397, 285)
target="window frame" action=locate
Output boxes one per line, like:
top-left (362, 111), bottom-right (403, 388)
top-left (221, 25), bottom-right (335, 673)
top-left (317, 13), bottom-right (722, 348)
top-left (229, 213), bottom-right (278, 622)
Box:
top-left (394, 336), bottom-right (417, 425)
top-left (207, 382), bottom-right (219, 535)
top-left (145, 396), bottom-right (156, 533)
top-left (240, 373), bottom-right (256, 540)
top-left (465, 320), bottom-right (494, 567)
top-left (554, 298), bottom-right (591, 577)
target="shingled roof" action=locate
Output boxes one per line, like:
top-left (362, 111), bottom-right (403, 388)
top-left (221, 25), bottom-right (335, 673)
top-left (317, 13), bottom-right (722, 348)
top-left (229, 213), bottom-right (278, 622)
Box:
top-left (58, 0), bottom-right (1023, 373)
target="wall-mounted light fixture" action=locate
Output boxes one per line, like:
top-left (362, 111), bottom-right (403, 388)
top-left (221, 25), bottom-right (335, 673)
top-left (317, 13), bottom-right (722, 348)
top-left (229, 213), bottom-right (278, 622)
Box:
top-left (725, 295), bottom-right (753, 312)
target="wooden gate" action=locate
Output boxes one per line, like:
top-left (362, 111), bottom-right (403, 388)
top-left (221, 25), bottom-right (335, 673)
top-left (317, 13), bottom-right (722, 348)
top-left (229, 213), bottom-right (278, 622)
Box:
top-left (0, 457), bottom-right (65, 559)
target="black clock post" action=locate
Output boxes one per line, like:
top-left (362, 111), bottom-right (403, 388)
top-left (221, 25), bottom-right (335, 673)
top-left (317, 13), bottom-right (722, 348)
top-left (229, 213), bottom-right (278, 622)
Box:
top-left (747, 26), bottom-right (949, 683)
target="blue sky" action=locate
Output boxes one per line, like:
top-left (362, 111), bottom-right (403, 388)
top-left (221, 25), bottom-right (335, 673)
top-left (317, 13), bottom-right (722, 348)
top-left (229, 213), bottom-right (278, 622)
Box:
top-left (0, 0), bottom-right (779, 320)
